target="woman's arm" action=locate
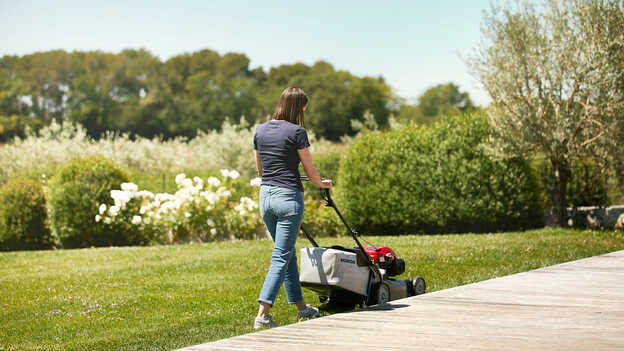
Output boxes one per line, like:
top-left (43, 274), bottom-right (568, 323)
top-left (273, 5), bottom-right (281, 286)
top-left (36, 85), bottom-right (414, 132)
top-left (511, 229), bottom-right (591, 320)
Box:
top-left (297, 147), bottom-right (331, 189)
top-left (255, 150), bottom-right (263, 177)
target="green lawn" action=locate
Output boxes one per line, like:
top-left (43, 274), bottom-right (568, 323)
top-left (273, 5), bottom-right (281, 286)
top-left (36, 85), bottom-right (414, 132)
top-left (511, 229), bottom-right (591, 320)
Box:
top-left (1, 228), bottom-right (623, 351)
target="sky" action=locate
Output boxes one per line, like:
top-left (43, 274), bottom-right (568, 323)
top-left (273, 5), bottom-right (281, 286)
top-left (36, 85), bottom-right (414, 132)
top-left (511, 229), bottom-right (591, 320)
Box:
top-left (0, 0), bottom-right (494, 106)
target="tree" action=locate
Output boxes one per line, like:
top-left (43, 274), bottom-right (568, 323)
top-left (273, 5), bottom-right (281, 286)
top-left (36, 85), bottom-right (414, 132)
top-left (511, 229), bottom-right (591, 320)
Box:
top-left (260, 61), bottom-right (394, 140)
top-left (468, 0), bottom-right (624, 225)
top-left (396, 82), bottom-right (476, 125)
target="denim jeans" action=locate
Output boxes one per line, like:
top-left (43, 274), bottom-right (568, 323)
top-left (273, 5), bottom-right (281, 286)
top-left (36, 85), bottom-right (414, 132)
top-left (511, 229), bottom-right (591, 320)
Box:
top-left (257, 185), bottom-right (304, 306)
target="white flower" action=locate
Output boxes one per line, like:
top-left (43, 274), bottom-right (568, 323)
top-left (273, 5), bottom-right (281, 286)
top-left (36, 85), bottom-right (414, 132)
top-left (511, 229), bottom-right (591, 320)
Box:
top-left (184, 212), bottom-right (191, 218)
top-left (159, 202), bottom-right (176, 213)
top-left (241, 196), bottom-right (258, 211)
top-left (103, 217), bottom-right (112, 224)
top-left (131, 216), bottom-right (142, 224)
top-left (99, 204), bottom-right (107, 214)
top-left (181, 178), bottom-right (193, 189)
top-left (109, 205), bottom-right (120, 216)
top-left (121, 182), bottom-right (138, 193)
top-left (210, 228), bottom-right (217, 235)
top-left (204, 192), bottom-right (219, 205)
top-left (250, 177), bottom-right (262, 187)
top-left (220, 169), bottom-right (229, 178)
top-left (206, 219), bottom-right (215, 227)
top-left (143, 217), bottom-right (151, 224)
top-left (95, 215), bottom-right (102, 223)
top-left (228, 170), bottom-right (240, 179)
top-left (140, 206), bottom-right (148, 214)
top-left (207, 176), bottom-right (221, 187)
top-left (216, 187), bottom-right (231, 198)
top-left (175, 173), bottom-right (186, 185)
top-left (110, 190), bottom-right (132, 209)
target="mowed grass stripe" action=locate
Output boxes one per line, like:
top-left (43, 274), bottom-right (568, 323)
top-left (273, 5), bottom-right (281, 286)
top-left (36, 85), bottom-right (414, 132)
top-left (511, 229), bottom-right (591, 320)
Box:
top-left (1, 228), bottom-right (623, 351)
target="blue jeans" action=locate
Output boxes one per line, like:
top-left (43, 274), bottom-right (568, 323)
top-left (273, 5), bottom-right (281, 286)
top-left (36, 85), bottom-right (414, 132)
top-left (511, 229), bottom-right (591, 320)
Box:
top-left (257, 185), bottom-right (304, 306)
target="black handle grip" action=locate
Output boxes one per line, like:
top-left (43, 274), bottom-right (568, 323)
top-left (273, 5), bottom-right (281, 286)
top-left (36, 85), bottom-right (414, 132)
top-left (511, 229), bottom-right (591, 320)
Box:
top-left (322, 188), bottom-right (333, 206)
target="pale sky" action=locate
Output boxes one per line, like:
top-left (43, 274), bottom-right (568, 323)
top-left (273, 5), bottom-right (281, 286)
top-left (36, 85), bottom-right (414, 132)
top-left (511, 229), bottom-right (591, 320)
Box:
top-left (0, 0), bottom-right (494, 106)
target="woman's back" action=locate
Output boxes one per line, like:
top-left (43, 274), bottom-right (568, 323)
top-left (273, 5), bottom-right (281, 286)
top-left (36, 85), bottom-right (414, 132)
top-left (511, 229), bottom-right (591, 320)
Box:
top-left (254, 119), bottom-right (310, 192)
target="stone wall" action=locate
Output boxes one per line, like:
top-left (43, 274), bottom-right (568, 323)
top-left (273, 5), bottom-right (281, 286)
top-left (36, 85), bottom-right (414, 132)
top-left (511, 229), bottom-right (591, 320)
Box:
top-left (566, 205), bottom-right (624, 229)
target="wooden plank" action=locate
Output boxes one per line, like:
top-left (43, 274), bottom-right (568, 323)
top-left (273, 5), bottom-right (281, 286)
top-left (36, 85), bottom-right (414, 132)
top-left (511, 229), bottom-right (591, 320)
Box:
top-left (175, 250), bottom-right (624, 351)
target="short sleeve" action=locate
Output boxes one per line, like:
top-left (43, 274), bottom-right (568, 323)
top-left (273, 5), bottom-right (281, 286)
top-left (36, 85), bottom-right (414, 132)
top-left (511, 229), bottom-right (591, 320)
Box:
top-left (253, 130), bottom-right (258, 150)
top-left (295, 127), bottom-right (310, 149)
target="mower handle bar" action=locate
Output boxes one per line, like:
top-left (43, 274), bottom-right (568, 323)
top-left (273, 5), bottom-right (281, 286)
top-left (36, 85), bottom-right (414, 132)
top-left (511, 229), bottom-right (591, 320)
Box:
top-left (299, 176), bottom-right (333, 206)
top-left (299, 176), bottom-right (381, 278)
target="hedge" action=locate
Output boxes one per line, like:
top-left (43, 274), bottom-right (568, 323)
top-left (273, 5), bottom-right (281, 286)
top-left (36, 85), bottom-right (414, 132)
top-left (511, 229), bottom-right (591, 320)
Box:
top-left (335, 113), bottom-right (542, 235)
top-left (46, 156), bottom-right (130, 248)
top-left (0, 178), bottom-right (54, 251)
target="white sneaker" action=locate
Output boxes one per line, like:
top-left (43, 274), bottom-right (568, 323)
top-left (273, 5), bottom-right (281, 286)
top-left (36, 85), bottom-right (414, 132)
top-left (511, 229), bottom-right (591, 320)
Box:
top-left (254, 314), bottom-right (277, 329)
top-left (297, 304), bottom-right (319, 320)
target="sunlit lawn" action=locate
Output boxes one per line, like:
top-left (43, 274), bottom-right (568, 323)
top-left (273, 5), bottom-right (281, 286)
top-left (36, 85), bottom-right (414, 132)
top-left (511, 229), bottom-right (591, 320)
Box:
top-left (1, 228), bottom-right (623, 350)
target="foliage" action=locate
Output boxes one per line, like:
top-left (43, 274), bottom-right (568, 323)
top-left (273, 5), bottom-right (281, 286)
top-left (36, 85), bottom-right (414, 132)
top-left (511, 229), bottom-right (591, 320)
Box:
top-left (467, 0), bottom-right (624, 225)
top-left (535, 158), bottom-right (607, 207)
top-left (301, 195), bottom-right (344, 239)
top-left (46, 156), bottom-right (131, 248)
top-left (0, 118), bottom-right (345, 185)
top-left (0, 178), bottom-right (54, 251)
top-left (396, 82), bottom-right (476, 125)
top-left (0, 50), bottom-right (395, 141)
top-left (336, 113), bottom-right (542, 235)
top-left (1, 228), bottom-right (623, 350)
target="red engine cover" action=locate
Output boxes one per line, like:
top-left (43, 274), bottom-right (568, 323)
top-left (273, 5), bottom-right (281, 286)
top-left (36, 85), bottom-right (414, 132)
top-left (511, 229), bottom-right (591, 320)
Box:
top-left (363, 246), bottom-right (395, 264)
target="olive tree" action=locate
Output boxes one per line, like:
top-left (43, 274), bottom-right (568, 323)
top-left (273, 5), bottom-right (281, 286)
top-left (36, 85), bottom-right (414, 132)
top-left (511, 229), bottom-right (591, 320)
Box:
top-left (468, 0), bottom-right (624, 225)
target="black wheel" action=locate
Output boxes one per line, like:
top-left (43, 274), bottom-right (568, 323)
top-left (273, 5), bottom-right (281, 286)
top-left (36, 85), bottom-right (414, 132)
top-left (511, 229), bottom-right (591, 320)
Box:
top-left (412, 276), bottom-right (426, 295)
top-left (372, 283), bottom-right (390, 305)
top-left (318, 295), bottom-right (329, 305)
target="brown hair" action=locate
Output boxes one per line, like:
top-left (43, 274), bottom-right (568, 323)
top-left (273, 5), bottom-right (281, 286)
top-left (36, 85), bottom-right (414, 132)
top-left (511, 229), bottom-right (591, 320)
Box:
top-left (272, 87), bottom-right (308, 126)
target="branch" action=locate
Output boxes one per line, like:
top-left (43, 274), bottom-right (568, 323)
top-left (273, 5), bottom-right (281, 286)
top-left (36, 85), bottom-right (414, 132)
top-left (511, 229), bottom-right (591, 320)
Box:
top-left (581, 130), bottom-right (606, 148)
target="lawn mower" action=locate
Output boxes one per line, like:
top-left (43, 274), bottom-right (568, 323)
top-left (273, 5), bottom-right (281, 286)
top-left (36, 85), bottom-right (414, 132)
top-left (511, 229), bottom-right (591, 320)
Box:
top-left (298, 183), bottom-right (426, 307)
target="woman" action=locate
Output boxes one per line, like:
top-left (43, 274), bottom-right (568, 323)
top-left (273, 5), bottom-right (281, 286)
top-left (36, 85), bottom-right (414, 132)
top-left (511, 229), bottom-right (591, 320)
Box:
top-left (253, 87), bottom-right (332, 329)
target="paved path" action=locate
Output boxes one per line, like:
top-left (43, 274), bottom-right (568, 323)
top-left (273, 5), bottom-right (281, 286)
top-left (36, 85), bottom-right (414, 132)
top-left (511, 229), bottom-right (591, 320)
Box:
top-left (176, 250), bottom-right (624, 350)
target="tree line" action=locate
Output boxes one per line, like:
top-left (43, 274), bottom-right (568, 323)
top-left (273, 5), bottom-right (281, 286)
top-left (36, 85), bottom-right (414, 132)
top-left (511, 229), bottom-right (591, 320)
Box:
top-left (0, 48), bottom-right (476, 142)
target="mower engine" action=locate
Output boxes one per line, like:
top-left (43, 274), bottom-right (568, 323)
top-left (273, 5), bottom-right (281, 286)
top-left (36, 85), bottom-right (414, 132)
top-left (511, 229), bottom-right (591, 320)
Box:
top-left (363, 246), bottom-right (405, 277)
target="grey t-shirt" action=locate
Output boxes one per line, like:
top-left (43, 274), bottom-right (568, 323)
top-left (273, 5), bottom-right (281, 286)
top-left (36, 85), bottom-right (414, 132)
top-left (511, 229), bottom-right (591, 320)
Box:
top-left (254, 120), bottom-right (310, 191)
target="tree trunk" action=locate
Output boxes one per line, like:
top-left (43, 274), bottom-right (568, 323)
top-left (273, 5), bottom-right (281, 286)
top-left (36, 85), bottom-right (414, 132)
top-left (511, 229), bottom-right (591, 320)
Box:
top-left (550, 158), bottom-right (571, 226)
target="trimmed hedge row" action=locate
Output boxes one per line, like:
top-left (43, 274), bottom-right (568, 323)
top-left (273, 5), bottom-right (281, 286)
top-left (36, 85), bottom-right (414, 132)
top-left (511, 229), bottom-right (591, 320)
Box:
top-left (335, 113), bottom-right (543, 235)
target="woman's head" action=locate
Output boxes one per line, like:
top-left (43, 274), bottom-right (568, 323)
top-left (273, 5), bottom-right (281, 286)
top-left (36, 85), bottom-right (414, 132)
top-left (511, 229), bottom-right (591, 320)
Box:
top-left (272, 87), bottom-right (308, 126)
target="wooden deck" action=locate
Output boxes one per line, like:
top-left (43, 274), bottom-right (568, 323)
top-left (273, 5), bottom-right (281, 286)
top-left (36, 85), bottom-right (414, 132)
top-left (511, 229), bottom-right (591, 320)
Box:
top-left (176, 250), bottom-right (624, 350)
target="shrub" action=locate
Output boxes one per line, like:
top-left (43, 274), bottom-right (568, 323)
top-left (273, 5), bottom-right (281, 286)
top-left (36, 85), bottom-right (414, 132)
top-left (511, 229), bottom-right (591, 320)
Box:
top-left (47, 157), bottom-right (130, 248)
top-left (301, 195), bottom-right (343, 239)
top-left (335, 113), bottom-right (542, 235)
top-left (0, 178), bottom-right (54, 251)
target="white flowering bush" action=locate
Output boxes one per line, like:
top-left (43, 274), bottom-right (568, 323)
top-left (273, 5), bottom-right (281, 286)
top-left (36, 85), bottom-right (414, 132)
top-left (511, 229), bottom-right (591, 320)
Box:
top-left (96, 171), bottom-right (265, 243)
top-left (95, 182), bottom-right (163, 245)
